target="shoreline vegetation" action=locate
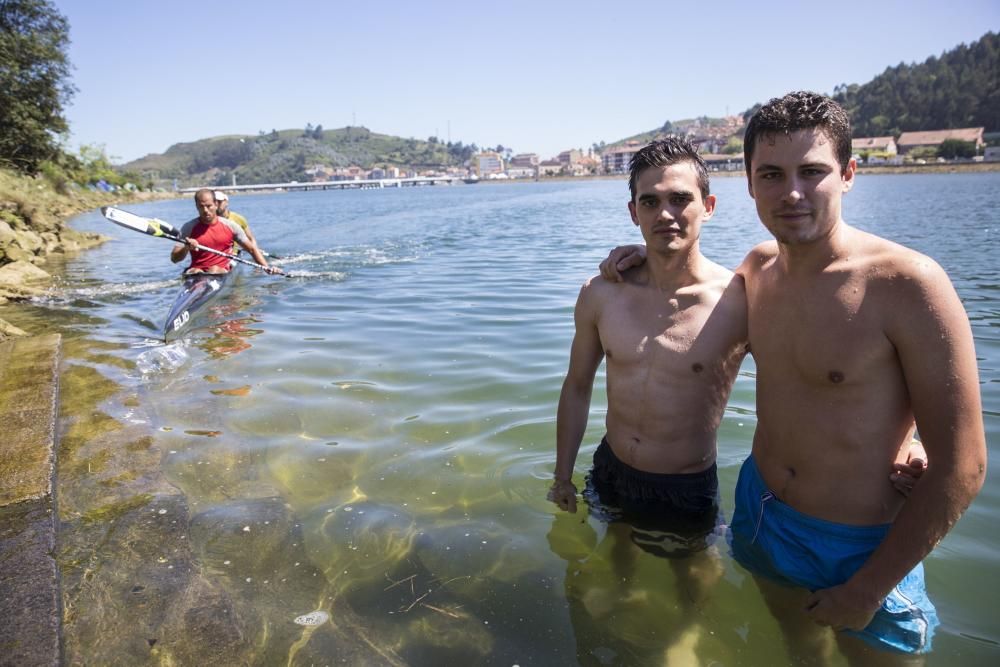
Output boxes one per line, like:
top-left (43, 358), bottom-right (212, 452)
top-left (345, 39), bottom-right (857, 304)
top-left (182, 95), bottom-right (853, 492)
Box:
top-left (0, 167), bottom-right (179, 339)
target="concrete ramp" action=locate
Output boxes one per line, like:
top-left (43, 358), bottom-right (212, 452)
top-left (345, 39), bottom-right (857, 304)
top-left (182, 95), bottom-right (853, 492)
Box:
top-left (0, 334), bottom-right (61, 667)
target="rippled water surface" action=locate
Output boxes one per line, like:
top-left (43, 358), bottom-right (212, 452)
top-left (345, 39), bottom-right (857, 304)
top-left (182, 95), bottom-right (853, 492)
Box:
top-left (7, 174), bottom-right (1000, 665)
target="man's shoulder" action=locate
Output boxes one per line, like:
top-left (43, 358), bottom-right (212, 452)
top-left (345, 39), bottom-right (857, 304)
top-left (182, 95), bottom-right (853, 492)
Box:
top-left (217, 217), bottom-right (244, 234)
top-left (180, 218), bottom-right (201, 235)
top-left (735, 241), bottom-right (779, 276)
top-left (849, 232), bottom-right (960, 323)
top-left (580, 273), bottom-right (618, 296)
top-left (854, 230), bottom-right (947, 284)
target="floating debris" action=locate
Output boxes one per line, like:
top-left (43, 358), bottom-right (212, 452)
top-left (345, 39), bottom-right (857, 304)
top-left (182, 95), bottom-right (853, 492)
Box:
top-left (210, 384), bottom-right (252, 396)
top-left (294, 610), bottom-right (330, 626)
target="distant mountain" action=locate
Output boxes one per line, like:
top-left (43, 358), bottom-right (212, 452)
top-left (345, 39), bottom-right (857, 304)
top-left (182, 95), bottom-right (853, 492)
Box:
top-left (834, 31), bottom-right (999, 137)
top-left (120, 126), bottom-right (478, 186)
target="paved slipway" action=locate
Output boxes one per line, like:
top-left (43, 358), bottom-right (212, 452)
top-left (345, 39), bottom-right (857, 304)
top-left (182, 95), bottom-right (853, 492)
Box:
top-left (0, 339), bottom-right (397, 665)
top-left (0, 334), bottom-right (61, 667)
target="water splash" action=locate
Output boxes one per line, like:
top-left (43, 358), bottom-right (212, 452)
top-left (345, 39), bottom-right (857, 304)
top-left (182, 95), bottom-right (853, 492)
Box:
top-left (32, 279), bottom-right (178, 306)
top-left (136, 341), bottom-right (189, 374)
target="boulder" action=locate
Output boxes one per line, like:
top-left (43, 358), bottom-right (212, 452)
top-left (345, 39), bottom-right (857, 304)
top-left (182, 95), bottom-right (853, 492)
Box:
top-left (0, 260), bottom-right (50, 287)
top-left (0, 219), bottom-right (15, 245)
top-left (3, 245), bottom-right (34, 264)
top-left (0, 319), bottom-right (28, 338)
top-left (13, 229), bottom-right (43, 253)
top-left (40, 232), bottom-right (61, 253)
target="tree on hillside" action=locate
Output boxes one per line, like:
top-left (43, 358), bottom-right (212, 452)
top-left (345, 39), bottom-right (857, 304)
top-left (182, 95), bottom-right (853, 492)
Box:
top-left (0, 0), bottom-right (75, 173)
top-left (835, 32), bottom-right (999, 136)
top-left (938, 139), bottom-right (976, 159)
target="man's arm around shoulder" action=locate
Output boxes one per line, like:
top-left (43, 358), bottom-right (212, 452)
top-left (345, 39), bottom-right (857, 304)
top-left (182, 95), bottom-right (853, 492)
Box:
top-left (806, 257), bottom-right (987, 631)
top-left (734, 242), bottom-right (778, 280)
top-left (550, 278), bottom-right (607, 513)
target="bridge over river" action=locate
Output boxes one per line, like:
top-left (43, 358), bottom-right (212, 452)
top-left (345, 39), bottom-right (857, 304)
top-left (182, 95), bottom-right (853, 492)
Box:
top-left (178, 175), bottom-right (472, 194)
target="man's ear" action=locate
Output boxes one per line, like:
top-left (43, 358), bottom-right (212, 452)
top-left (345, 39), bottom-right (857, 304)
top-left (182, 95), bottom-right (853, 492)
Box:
top-left (628, 200), bottom-right (639, 226)
top-left (842, 157), bottom-right (857, 193)
top-left (747, 177), bottom-right (755, 199)
top-left (703, 194), bottom-right (717, 219)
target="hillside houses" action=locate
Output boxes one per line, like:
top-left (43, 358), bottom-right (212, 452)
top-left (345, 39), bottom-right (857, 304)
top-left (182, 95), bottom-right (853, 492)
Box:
top-left (470, 121), bottom-right (989, 182)
top-left (852, 136), bottom-right (898, 156)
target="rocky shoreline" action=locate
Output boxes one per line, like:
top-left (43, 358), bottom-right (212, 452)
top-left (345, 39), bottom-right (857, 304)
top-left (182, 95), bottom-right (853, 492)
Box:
top-left (0, 168), bottom-right (179, 339)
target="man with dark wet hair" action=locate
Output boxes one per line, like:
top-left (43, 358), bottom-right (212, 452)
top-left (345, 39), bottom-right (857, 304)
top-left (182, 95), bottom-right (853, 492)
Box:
top-left (551, 136), bottom-right (747, 556)
top-left (742, 90), bottom-right (853, 175)
top-left (600, 91), bottom-right (986, 661)
top-left (551, 136), bottom-right (747, 662)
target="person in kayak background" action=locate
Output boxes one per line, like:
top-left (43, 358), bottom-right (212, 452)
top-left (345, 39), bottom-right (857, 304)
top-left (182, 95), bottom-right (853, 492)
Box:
top-left (214, 190), bottom-right (257, 250)
top-left (171, 188), bottom-right (276, 274)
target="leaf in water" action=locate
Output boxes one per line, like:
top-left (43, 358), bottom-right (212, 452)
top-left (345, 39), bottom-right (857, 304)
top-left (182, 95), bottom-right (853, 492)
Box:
top-left (204, 375), bottom-right (220, 383)
top-left (184, 430), bottom-right (222, 437)
top-left (210, 385), bottom-right (252, 396)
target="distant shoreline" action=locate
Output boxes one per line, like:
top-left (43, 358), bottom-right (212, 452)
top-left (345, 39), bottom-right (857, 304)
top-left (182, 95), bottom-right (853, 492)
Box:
top-left (468, 160), bottom-right (1000, 187)
top-left (189, 160), bottom-right (1000, 199)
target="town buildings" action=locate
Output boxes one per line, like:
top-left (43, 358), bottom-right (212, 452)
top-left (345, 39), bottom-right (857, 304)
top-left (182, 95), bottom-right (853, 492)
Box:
top-left (896, 127), bottom-right (985, 154)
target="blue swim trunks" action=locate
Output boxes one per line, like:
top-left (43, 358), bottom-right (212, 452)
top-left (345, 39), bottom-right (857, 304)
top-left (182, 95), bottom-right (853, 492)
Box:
top-left (728, 455), bottom-right (938, 654)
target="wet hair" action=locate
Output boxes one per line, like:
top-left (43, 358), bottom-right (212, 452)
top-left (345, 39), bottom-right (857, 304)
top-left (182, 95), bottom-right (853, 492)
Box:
top-left (194, 188), bottom-right (215, 203)
top-left (743, 91), bottom-right (852, 175)
top-left (628, 137), bottom-right (710, 202)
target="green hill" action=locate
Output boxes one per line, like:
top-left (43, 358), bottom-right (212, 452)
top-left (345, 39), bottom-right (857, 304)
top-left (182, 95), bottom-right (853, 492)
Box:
top-left (834, 31), bottom-right (998, 137)
top-left (604, 31), bottom-right (999, 152)
top-left (121, 126), bottom-right (478, 187)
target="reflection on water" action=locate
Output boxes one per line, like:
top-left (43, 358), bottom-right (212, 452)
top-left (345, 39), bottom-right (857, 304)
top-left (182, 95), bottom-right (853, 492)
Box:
top-left (1, 176), bottom-right (998, 664)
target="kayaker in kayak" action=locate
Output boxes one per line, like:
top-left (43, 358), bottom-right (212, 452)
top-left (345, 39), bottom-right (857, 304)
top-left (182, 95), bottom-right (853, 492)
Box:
top-left (171, 189), bottom-right (278, 275)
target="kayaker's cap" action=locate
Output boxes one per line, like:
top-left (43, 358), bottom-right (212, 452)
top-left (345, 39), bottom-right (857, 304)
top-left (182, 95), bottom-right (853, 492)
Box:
top-left (213, 191), bottom-right (228, 201)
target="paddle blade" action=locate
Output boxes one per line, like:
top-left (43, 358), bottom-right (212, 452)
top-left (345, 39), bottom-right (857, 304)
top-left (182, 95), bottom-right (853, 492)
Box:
top-left (102, 206), bottom-right (182, 241)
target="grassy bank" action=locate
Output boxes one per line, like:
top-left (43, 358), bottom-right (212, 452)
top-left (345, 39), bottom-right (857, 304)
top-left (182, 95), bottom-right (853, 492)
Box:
top-left (0, 167), bottom-right (180, 337)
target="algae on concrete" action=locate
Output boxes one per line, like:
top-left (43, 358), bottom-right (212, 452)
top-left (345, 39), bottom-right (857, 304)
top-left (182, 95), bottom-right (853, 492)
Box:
top-left (0, 334), bottom-right (60, 504)
top-left (0, 334), bottom-right (62, 667)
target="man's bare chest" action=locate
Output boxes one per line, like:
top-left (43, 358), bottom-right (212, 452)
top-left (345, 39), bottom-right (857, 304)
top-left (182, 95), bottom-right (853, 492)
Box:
top-left (748, 276), bottom-right (894, 386)
top-left (598, 296), bottom-right (738, 372)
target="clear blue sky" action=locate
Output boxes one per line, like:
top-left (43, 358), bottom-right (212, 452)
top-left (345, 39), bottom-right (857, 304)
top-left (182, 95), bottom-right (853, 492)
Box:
top-left (55, 0), bottom-right (1000, 164)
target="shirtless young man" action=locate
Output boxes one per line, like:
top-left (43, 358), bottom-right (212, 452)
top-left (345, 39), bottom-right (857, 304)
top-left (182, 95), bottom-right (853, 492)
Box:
top-left (550, 137), bottom-right (748, 554)
top-left (731, 91), bottom-right (985, 660)
top-left (601, 92), bottom-right (986, 661)
top-left (171, 189), bottom-right (275, 275)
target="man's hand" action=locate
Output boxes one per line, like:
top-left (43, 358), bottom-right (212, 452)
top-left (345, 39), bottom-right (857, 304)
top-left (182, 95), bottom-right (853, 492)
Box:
top-left (890, 440), bottom-right (928, 497)
top-left (548, 479), bottom-right (578, 513)
top-left (263, 265), bottom-right (284, 276)
top-left (183, 237), bottom-right (199, 252)
top-left (804, 582), bottom-right (882, 631)
top-left (599, 244), bottom-right (646, 282)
